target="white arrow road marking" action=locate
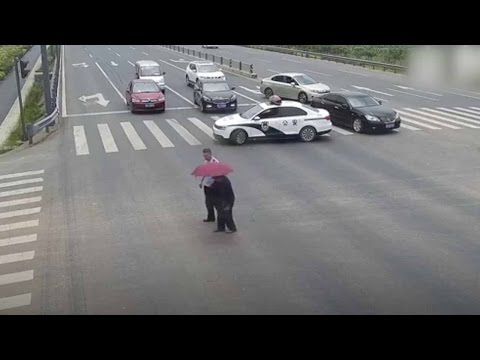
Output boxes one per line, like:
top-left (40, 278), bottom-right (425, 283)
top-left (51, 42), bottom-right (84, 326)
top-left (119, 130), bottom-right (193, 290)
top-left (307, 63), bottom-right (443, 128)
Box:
top-left (72, 63), bottom-right (89, 68)
top-left (110, 61), bottom-right (118, 67)
top-left (239, 86), bottom-right (261, 95)
top-left (387, 88), bottom-right (439, 101)
top-left (351, 86), bottom-right (394, 97)
top-left (395, 85), bottom-right (443, 96)
top-left (78, 93), bottom-right (110, 107)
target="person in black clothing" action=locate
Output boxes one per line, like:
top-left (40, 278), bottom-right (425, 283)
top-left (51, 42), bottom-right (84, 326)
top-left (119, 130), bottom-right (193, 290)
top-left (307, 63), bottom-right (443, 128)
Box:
top-left (211, 175), bottom-right (237, 233)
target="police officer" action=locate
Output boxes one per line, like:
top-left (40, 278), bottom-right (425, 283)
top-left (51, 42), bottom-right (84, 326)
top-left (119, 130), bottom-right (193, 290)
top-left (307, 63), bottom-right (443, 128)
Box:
top-left (200, 148), bottom-right (219, 222)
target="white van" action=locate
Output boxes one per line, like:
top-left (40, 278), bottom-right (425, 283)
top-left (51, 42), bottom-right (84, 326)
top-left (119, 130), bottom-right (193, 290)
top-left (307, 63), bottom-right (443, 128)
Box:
top-left (135, 60), bottom-right (166, 93)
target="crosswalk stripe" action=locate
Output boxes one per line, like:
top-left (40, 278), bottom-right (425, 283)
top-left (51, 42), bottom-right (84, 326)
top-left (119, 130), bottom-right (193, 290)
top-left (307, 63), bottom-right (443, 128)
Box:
top-left (435, 108), bottom-right (480, 123)
top-left (0, 234), bottom-right (37, 247)
top-left (188, 117), bottom-right (214, 139)
top-left (0, 220), bottom-right (39, 232)
top-left (0, 293), bottom-right (31, 311)
top-left (399, 109), bottom-right (460, 129)
top-left (400, 123), bottom-right (421, 130)
top-left (471, 107), bottom-right (480, 112)
top-left (0, 178), bottom-right (43, 189)
top-left (419, 108), bottom-right (480, 128)
top-left (455, 107), bottom-right (480, 116)
top-left (0, 196), bottom-right (42, 209)
top-left (0, 207), bottom-right (41, 220)
top-left (0, 170), bottom-right (44, 181)
top-left (97, 124), bottom-right (119, 153)
top-left (0, 187), bottom-right (43, 199)
top-left (166, 119), bottom-right (202, 146)
top-left (239, 86), bottom-right (261, 95)
top-left (395, 111), bottom-right (441, 129)
top-left (144, 121), bottom-right (175, 148)
top-left (0, 270), bottom-right (34, 286)
top-left (120, 122), bottom-right (147, 150)
top-left (331, 126), bottom-right (354, 135)
top-left (0, 251), bottom-right (35, 265)
top-left (74, 126), bottom-right (90, 156)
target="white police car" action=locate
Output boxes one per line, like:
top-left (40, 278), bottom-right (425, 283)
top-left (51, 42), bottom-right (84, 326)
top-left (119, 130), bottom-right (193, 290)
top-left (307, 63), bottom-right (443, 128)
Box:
top-left (212, 96), bottom-right (332, 145)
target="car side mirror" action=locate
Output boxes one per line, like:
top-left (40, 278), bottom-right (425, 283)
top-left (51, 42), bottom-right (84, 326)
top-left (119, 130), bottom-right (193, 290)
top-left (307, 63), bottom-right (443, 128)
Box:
top-left (378, 100), bottom-right (383, 105)
top-left (341, 104), bottom-right (349, 110)
top-left (193, 69), bottom-right (197, 73)
top-left (291, 82), bottom-right (296, 86)
top-left (253, 116), bottom-right (260, 121)
top-left (231, 86), bottom-right (236, 90)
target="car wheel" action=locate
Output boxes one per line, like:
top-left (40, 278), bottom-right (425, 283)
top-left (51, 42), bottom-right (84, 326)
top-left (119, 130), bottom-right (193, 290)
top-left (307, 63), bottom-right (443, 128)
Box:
top-left (264, 88), bottom-right (273, 98)
top-left (196, 78), bottom-right (200, 86)
top-left (185, 75), bottom-right (190, 86)
top-left (299, 126), bottom-right (316, 142)
top-left (298, 92), bottom-right (308, 104)
top-left (352, 118), bottom-right (364, 133)
top-left (230, 129), bottom-right (248, 145)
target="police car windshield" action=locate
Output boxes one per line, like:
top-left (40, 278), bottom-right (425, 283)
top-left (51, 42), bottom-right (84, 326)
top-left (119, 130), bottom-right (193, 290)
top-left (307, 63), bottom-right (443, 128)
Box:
top-left (140, 66), bottom-right (161, 76)
top-left (204, 82), bottom-right (230, 92)
top-left (198, 64), bottom-right (218, 73)
top-left (348, 95), bottom-right (380, 108)
top-left (294, 74), bottom-right (317, 85)
top-left (240, 105), bottom-right (263, 119)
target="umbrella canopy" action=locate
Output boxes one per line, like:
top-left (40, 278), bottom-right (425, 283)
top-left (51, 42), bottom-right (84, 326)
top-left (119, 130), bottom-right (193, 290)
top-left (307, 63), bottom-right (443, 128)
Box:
top-left (191, 162), bottom-right (234, 177)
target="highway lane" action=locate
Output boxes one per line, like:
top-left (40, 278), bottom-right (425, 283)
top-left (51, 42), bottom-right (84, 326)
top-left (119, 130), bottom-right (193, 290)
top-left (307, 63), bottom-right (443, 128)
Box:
top-left (1, 45), bottom-right (480, 314)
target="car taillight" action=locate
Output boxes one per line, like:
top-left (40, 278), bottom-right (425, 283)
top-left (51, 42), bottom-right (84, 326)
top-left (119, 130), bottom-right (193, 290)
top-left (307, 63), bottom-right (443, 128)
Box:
top-left (325, 115), bottom-right (331, 121)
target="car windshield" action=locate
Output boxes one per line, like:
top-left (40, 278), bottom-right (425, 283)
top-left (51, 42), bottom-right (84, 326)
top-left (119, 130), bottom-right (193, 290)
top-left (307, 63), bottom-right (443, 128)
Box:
top-left (203, 82), bottom-right (230, 92)
top-left (240, 105), bottom-right (263, 119)
top-left (198, 64), bottom-right (218, 73)
top-left (140, 66), bottom-right (161, 76)
top-left (294, 74), bottom-right (317, 85)
top-left (132, 82), bottom-right (160, 93)
top-left (348, 95), bottom-right (380, 108)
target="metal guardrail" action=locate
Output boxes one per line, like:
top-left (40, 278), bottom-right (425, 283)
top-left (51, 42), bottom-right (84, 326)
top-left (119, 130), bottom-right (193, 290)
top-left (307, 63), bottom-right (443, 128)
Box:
top-left (27, 45), bottom-right (61, 144)
top-left (160, 45), bottom-right (257, 78)
top-left (242, 45), bottom-right (407, 73)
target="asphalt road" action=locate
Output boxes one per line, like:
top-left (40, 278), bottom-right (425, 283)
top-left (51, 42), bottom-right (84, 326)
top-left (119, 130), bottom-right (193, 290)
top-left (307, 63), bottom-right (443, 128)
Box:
top-left (1, 45), bottom-right (480, 314)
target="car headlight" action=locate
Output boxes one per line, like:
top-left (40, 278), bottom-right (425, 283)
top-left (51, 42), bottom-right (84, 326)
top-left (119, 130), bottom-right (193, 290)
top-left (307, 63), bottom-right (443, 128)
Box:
top-left (203, 95), bottom-right (212, 102)
top-left (230, 94), bottom-right (236, 101)
top-left (365, 115), bottom-right (380, 122)
top-left (395, 112), bottom-right (400, 120)
top-left (132, 98), bottom-right (141, 103)
top-left (214, 124), bottom-right (226, 130)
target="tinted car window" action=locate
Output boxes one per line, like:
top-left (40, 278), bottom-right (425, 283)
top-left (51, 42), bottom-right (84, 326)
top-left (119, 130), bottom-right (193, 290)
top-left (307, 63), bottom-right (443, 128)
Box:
top-left (347, 95), bottom-right (380, 108)
top-left (277, 107), bottom-right (307, 117)
top-left (324, 94), bottom-right (339, 103)
top-left (258, 108), bottom-right (280, 119)
top-left (272, 76), bottom-right (285, 83)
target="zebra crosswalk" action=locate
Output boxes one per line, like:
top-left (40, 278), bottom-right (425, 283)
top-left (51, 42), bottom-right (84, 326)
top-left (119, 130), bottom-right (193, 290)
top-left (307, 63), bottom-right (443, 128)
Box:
top-left (72, 107), bottom-right (480, 156)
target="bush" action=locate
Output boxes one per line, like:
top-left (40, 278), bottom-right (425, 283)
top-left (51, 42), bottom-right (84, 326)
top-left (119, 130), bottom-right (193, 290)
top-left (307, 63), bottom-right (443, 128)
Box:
top-left (0, 45), bottom-right (32, 80)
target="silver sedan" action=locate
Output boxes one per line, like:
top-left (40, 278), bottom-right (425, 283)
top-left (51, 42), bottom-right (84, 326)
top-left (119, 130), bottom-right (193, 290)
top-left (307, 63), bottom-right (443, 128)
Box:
top-left (259, 72), bottom-right (330, 103)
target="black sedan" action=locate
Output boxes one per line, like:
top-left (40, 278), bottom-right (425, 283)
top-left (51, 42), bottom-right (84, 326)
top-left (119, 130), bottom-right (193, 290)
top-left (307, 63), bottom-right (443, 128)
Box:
top-left (193, 79), bottom-right (237, 112)
top-left (311, 91), bottom-right (401, 133)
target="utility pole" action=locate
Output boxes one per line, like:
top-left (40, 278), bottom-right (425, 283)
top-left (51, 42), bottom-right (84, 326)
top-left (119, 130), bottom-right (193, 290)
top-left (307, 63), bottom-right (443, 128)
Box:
top-left (41, 45), bottom-right (53, 115)
top-left (14, 58), bottom-right (27, 141)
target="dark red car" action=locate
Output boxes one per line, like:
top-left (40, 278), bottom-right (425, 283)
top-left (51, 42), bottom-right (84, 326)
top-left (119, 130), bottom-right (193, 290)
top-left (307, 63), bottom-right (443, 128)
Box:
top-left (126, 79), bottom-right (165, 113)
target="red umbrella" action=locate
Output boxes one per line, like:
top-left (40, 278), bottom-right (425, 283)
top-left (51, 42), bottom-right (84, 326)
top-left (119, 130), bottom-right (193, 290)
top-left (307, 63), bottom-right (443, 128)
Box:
top-left (191, 162), bottom-right (234, 177)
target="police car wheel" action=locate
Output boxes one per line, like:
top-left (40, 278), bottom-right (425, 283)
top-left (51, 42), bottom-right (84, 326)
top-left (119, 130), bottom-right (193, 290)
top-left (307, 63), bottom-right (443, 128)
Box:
top-left (230, 129), bottom-right (248, 145)
top-left (299, 126), bottom-right (316, 142)
top-left (264, 88), bottom-right (273, 98)
top-left (353, 119), bottom-right (364, 133)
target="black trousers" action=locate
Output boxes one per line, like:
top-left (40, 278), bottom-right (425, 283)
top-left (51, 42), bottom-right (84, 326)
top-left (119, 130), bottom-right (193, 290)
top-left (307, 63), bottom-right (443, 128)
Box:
top-left (204, 187), bottom-right (216, 221)
top-left (215, 202), bottom-right (236, 231)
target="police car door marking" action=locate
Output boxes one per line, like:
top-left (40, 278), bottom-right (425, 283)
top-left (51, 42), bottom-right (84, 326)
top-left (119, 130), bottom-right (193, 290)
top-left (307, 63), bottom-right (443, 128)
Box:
top-left (282, 120), bottom-right (288, 126)
top-left (292, 119), bottom-right (298, 125)
top-left (261, 121), bottom-right (269, 131)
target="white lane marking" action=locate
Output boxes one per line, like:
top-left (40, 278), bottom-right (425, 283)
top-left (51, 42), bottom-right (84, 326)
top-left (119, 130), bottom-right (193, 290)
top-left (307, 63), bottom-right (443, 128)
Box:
top-left (351, 85), bottom-right (394, 97)
top-left (246, 51), bottom-right (256, 55)
top-left (411, 108), bottom-right (480, 128)
top-left (304, 69), bottom-right (332, 77)
top-left (142, 52), bottom-right (149, 56)
top-left (62, 45), bottom-right (67, 117)
top-left (233, 91), bottom-right (260, 104)
top-left (0, 187), bottom-right (43, 199)
top-left (239, 86), bottom-right (261, 95)
top-left (0, 294), bottom-right (31, 311)
top-left (0, 196), bottom-right (42, 209)
top-left (238, 103), bottom-right (257, 107)
top-left (157, 59), bottom-right (186, 73)
top-left (73, 126), bottom-right (90, 156)
top-left (188, 117), bottom-right (214, 139)
top-left (438, 108), bottom-right (480, 122)
top-left (0, 251), bottom-right (35, 265)
top-left (129, 46), bottom-right (136, 50)
top-left (387, 88), bottom-right (439, 101)
top-left (88, 54), bottom-right (93, 58)
top-left (166, 119), bottom-right (202, 146)
top-left (282, 57), bottom-right (303, 64)
top-left (395, 85), bottom-right (443, 96)
top-left (0, 170), bottom-right (44, 181)
top-left (267, 69), bottom-right (282, 73)
top-left (452, 87), bottom-right (480, 96)
top-left (256, 86), bottom-right (260, 89)
top-left (394, 112), bottom-right (441, 130)
top-left (0, 178), bottom-right (43, 189)
top-left (217, 50), bottom-right (233, 55)
top-left (120, 122), bottom-right (147, 150)
top-left (0, 207), bottom-right (41, 220)
top-left (107, 46), bottom-right (112, 51)
top-left (164, 85), bottom-right (196, 106)
top-left (144, 121), bottom-right (175, 148)
top-left (331, 126), bottom-right (354, 135)
top-left (0, 270), bottom-right (34, 286)
top-left (400, 123), bottom-right (421, 131)
top-left (456, 107), bottom-right (480, 116)
top-left (167, 106), bottom-right (196, 110)
top-left (67, 110), bottom-right (130, 118)
top-left (399, 109), bottom-right (460, 129)
top-left (445, 91), bottom-right (480, 100)
top-left (97, 124), bottom-right (119, 153)
top-left (254, 58), bottom-right (272, 63)
top-left (338, 69), bottom-right (369, 77)
top-left (127, 61), bottom-right (135, 67)
top-left (0, 234), bottom-right (37, 247)
top-left (115, 52), bottom-right (121, 57)
top-left (95, 62), bottom-right (126, 104)
top-left (0, 220), bottom-right (39, 232)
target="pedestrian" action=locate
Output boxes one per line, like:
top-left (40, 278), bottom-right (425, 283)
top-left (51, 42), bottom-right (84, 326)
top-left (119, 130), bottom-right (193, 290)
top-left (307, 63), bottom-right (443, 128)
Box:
top-left (211, 175), bottom-right (237, 234)
top-left (199, 148), bottom-right (219, 222)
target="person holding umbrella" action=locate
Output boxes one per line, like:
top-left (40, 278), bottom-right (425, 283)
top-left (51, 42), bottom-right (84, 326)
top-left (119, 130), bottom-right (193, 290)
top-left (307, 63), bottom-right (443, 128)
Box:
top-left (200, 148), bottom-right (219, 222)
top-left (191, 161), bottom-right (237, 234)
